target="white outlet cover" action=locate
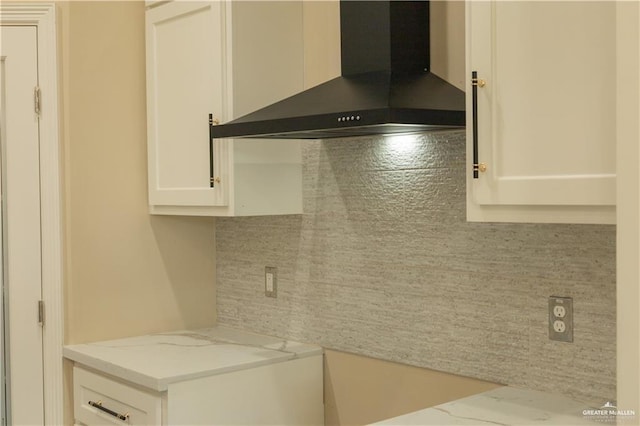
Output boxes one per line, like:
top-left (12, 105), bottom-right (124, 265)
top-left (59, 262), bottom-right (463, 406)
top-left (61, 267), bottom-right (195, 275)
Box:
top-left (549, 296), bottom-right (573, 343)
top-left (553, 305), bottom-right (566, 318)
top-left (553, 320), bottom-right (566, 333)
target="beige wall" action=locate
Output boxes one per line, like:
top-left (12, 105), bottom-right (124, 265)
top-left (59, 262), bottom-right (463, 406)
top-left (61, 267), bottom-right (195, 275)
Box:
top-left (62, 0), bottom-right (216, 345)
top-left (324, 350), bottom-right (500, 426)
top-left (52, 0), bottom-right (640, 422)
top-left (616, 1), bottom-right (640, 413)
top-left (430, 0), bottom-right (465, 91)
top-left (57, 2), bottom-right (494, 425)
top-left (303, 0), bottom-right (340, 88)
top-left (302, 0), bottom-right (465, 91)
top-left (60, 1), bottom-right (216, 423)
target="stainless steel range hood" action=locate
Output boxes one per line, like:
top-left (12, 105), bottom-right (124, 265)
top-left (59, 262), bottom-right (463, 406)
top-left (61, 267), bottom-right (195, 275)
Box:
top-left (211, 1), bottom-right (465, 140)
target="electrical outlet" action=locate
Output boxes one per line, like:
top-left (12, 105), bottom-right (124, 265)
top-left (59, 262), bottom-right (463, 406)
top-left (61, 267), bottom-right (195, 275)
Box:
top-left (553, 320), bottom-right (566, 333)
top-left (549, 296), bottom-right (573, 342)
top-left (265, 266), bottom-right (277, 298)
top-left (553, 305), bottom-right (566, 318)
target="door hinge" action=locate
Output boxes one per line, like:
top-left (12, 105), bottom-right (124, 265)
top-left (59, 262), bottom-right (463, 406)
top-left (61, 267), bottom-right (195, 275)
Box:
top-left (38, 300), bottom-right (44, 326)
top-left (34, 86), bottom-right (41, 117)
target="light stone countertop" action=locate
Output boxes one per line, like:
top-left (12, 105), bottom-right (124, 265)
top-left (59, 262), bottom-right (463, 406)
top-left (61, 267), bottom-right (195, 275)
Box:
top-left (372, 386), bottom-right (605, 425)
top-left (63, 326), bottom-right (322, 392)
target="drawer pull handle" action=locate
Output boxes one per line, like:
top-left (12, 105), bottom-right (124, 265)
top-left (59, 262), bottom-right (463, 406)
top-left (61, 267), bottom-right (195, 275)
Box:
top-left (88, 400), bottom-right (130, 422)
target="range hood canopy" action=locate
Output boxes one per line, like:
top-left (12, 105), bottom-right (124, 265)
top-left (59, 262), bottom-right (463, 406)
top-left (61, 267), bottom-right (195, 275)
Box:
top-left (211, 0), bottom-right (465, 140)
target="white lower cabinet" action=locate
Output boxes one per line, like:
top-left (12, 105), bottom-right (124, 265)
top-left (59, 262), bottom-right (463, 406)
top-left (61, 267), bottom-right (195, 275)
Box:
top-left (167, 356), bottom-right (323, 425)
top-left (74, 367), bottom-right (163, 426)
top-left (73, 356), bottom-right (324, 426)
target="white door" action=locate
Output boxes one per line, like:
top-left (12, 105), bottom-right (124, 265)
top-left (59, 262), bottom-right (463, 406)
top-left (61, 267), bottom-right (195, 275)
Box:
top-left (0, 25), bottom-right (45, 425)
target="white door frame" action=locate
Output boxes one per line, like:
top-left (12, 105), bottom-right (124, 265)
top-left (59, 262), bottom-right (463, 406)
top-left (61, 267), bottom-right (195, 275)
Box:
top-left (0, 3), bottom-right (63, 425)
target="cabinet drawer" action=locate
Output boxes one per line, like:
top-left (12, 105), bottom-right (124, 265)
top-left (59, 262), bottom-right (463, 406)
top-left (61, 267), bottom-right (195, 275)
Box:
top-left (73, 366), bottom-right (162, 425)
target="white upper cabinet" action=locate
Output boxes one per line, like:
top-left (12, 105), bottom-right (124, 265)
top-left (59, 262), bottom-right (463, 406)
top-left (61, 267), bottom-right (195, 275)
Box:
top-left (466, 1), bottom-right (616, 224)
top-left (146, 1), bottom-right (303, 216)
top-left (146, 2), bottom-right (225, 209)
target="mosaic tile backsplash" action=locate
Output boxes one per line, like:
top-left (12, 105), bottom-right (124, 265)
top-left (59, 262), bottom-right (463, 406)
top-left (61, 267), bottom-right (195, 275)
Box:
top-left (216, 130), bottom-right (616, 404)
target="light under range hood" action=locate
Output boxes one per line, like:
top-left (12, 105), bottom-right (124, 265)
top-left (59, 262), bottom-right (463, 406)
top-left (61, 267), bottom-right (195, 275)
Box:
top-left (211, 1), bottom-right (465, 140)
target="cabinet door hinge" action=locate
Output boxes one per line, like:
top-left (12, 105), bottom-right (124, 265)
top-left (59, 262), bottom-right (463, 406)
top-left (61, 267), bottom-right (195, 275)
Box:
top-left (34, 86), bottom-right (41, 117)
top-left (38, 300), bottom-right (44, 326)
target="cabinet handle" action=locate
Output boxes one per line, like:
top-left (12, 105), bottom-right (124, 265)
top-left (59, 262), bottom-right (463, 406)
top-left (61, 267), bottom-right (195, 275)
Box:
top-left (88, 400), bottom-right (129, 422)
top-left (209, 114), bottom-right (216, 188)
top-left (471, 71), bottom-right (486, 179)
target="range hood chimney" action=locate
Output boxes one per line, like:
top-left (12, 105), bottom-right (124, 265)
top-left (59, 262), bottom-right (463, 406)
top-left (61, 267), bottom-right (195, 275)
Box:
top-left (211, 1), bottom-right (465, 140)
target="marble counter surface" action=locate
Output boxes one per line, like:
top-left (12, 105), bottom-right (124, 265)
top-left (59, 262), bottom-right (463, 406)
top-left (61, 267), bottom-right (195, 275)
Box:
top-left (63, 326), bottom-right (322, 392)
top-left (373, 386), bottom-right (601, 425)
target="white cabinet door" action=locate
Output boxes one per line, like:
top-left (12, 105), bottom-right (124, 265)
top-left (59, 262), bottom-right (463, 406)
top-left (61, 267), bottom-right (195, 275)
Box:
top-left (146, 1), bottom-right (227, 208)
top-left (167, 356), bottom-right (324, 425)
top-left (146, 1), bottom-right (303, 217)
top-left (466, 1), bottom-right (616, 224)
